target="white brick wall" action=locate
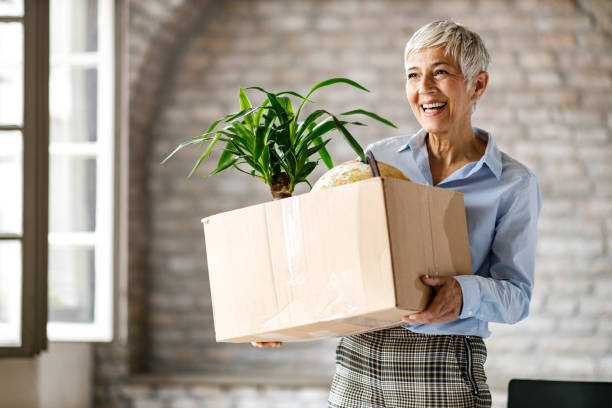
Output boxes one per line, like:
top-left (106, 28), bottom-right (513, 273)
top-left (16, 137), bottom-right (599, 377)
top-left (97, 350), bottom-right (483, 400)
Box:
top-left (95, 0), bottom-right (612, 407)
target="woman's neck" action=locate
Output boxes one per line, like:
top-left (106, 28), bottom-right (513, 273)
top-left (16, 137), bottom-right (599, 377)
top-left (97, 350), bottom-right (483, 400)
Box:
top-left (426, 125), bottom-right (485, 166)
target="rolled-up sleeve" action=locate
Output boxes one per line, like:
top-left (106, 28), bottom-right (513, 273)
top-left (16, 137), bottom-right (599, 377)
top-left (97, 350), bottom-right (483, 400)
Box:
top-left (455, 174), bottom-right (542, 324)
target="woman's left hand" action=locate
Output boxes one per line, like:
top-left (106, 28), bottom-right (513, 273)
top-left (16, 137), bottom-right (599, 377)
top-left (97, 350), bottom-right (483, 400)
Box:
top-left (402, 275), bottom-right (463, 324)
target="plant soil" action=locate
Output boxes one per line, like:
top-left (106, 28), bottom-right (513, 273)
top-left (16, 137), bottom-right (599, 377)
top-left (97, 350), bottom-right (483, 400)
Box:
top-left (270, 172), bottom-right (292, 200)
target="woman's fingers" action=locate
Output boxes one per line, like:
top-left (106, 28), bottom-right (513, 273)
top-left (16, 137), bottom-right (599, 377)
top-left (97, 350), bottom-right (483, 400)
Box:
top-left (251, 341), bottom-right (283, 348)
top-left (402, 275), bottom-right (463, 324)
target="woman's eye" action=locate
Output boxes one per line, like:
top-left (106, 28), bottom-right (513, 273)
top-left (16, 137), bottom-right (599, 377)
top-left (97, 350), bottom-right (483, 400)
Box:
top-left (407, 73), bottom-right (417, 79)
top-left (434, 69), bottom-right (448, 76)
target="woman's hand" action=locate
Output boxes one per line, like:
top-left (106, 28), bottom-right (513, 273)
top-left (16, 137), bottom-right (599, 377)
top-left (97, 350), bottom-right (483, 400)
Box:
top-left (402, 275), bottom-right (463, 324)
top-left (251, 341), bottom-right (283, 348)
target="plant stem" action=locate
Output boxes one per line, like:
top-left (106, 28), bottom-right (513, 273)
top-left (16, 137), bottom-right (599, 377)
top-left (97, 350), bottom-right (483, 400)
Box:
top-left (270, 172), bottom-right (292, 200)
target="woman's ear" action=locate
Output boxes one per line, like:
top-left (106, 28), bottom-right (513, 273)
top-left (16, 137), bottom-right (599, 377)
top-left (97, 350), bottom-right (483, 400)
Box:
top-left (471, 71), bottom-right (489, 101)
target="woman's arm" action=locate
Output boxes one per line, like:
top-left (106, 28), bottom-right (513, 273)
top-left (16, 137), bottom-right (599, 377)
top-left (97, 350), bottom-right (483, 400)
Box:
top-left (405, 174), bottom-right (541, 325)
top-left (455, 175), bottom-right (542, 324)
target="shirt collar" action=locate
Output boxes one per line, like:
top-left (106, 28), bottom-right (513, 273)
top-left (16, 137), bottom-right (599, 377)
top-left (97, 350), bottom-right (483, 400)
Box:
top-left (475, 127), bottom-right (502, 180)
top-left (397, 127), bottom-right (502, 180)
top-left (397, 128), bottom-right (427, 154)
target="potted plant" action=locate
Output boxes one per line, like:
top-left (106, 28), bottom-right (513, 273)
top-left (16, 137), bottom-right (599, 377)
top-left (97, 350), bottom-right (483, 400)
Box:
top-left (162, 78), bottom-right (397, 200)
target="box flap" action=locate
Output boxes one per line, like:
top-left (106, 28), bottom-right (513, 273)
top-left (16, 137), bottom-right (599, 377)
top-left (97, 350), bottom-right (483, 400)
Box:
top-left (427, 186), bottom-right (472, 276)
top-left (382, 178), bottom-right (471, 311)
top-left (383, 178), bottom-right (434, 311)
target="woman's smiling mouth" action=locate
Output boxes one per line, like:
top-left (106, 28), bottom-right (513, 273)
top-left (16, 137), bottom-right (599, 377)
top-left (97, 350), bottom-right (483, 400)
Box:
top-left (421, 101), bottom-right (447, 116)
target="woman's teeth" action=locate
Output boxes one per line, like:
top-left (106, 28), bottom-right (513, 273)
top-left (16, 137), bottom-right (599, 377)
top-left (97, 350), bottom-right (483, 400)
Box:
top-left (422, 102), bottom-right (447, 111)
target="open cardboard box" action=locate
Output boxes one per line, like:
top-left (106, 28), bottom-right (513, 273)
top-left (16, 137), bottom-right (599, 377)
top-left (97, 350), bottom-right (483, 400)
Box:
top-left (202, 177), bottom-right (471, 343)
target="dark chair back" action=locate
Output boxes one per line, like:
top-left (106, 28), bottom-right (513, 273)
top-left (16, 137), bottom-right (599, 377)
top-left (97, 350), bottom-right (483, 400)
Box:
top-left (508, 379), bottom-right (612, 408)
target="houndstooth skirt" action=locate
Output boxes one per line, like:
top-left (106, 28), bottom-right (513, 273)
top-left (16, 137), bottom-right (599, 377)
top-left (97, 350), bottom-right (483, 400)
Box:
top-left (328, 327), bottom-right (491, 408)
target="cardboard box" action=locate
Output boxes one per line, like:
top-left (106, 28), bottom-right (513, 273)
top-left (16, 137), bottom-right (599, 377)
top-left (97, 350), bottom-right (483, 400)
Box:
top-left (202, 177), bottom-right (471, 343)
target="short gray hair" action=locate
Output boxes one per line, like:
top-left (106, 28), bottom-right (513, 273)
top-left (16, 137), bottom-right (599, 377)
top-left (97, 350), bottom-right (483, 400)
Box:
top-left (404, 19), bottom-right (490, 87)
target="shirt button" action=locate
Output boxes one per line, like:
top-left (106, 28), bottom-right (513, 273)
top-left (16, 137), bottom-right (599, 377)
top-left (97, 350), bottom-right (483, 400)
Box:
top-left (468, 311), bottom-right (473, 316)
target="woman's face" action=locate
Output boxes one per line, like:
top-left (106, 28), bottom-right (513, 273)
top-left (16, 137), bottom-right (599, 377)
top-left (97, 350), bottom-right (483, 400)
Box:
top-left (405, 46), bottom-right (482, 136)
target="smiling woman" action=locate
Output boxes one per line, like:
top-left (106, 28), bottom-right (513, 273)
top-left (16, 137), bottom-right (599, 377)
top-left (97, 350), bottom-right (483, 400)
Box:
top-left (326, 20), bottom-right (542, 408)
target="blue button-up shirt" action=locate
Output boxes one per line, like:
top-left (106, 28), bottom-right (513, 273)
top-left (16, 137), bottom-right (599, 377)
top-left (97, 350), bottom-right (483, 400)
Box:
top-left (366, 127), bottom-right (542, 338)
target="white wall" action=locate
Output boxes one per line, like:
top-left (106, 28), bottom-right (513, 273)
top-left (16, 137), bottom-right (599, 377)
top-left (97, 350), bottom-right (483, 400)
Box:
top-left (0, 358), bottom-right (38, 408)
top-left (0, 343), bottom-right (92, 408)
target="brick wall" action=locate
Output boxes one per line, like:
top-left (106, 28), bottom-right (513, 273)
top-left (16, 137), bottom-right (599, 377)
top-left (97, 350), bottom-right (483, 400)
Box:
top-left (95, 0), bottom-right (612, 407)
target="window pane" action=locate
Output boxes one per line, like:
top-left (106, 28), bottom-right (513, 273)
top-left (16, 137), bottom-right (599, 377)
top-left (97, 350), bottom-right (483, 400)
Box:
top-left (50, 66), bottom-right (97, 142)
top-left (0, 22), bottom-right (23, 126)
top-left (50, 0), bottom-right (98, 55)
top-left (0, 131), bottom-right (22, 234)
top-left (49, 156), bottom-right (96, 232)
top-left (0, 0), bottom-right (23, 17)
top-left (0, 240), bottom-right (22, 346)
top-left (48, 246), bottom-right (95, 323)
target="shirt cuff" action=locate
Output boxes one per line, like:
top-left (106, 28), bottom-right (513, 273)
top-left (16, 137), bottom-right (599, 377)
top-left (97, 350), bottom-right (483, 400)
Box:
top-left (453, 275), bottom-right (480, 319)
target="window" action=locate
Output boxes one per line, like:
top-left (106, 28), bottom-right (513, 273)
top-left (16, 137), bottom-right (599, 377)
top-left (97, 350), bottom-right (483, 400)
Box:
top-left (47, 0), bottom-right (115, 342)
top-left (0, 0), bottom-right (122, 355)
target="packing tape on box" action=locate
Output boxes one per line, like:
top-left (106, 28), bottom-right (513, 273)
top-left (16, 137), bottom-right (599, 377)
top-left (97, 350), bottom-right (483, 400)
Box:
top-left (281, 199), bottom-right (307, 287)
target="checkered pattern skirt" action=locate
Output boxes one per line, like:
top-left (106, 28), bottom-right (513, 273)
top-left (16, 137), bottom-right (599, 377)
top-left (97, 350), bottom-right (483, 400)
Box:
top-left (328, 327), bottom-right (491, 407)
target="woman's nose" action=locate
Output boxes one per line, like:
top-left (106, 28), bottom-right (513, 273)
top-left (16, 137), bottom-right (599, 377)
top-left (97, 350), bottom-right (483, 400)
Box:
top-left (419, 74), bottom-right (435, 93)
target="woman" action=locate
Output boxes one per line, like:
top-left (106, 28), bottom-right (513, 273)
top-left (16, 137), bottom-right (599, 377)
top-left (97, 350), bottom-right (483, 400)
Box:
top-left (256, 20), bottom-right (541, 408)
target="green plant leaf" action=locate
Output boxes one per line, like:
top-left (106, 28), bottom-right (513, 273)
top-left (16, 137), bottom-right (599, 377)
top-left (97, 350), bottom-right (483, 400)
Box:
top-left (298, 161), bottom-right (317, 179)
top-left (231, 163), bottom-right (259, 178)
top-left (216, 144), bottom-right (235, 166)
top-left (254, 97), bottom-right (270, 125)
top-left (244, 85), bottom-right (273, 94)
top-left (296, 109), bottom-right (326, 139)
top-left (303, 138), bottom-right (332, 163)
top-left (277, 96), bottom-right (294, 116)
top-left (306, 77), bottom-right (370, 98)
top-left (227, 139), bottom-right (249, 158)
top-left (276, 90), bottom-right (311, 101)
top-left (254, 125), bottom-right (266, 160)
top-left (241, 154), bottom-right (264, 175)
top-left (276, 96), bottom-right (298, 144)
top-left (223, 107), bottom-right (259, 123)
top-left (207, 157), bottom-right (238, 177)
top-left (231, 121), bottom-right (256, 152)
top-left (198, 119), bottom-right (223, 146)
top-left (260, 145), bottom-right (271, 183)
top-left (188, 132), bottom-right (221, 178)
top-left (296, 77), bottom-right (371, 125)
top-left (238, 88), bottom-right (256, 132)
top-left (332, 115), bottom-right (365, 162)
top-left (312, 136), bottom-right (333, 169)
top-left (161, 138), bottom-right (204, 164)
top-left (273, 124), bottom-right (292, 150)
top-left (341, 108), bottom-right (398, 128)
top-left (267, 93), bottom-right (289, 125)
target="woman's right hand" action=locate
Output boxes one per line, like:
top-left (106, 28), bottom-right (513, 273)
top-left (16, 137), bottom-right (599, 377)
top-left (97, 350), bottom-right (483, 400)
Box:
top-left (251, 341), bottom-right (283, 348)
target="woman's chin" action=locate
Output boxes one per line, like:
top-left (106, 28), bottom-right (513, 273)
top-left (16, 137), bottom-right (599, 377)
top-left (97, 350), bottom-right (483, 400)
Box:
top-left (420, 122), bottom-right (449, 135)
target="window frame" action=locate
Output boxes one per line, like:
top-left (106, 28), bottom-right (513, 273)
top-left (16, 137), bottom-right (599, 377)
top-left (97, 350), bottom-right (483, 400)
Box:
top-left (0, 0), bottom-right (49, 357)
top-left (46, 0), bottom-right (116, 342)
top-left (1, 0), bottom-right (126, 356)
